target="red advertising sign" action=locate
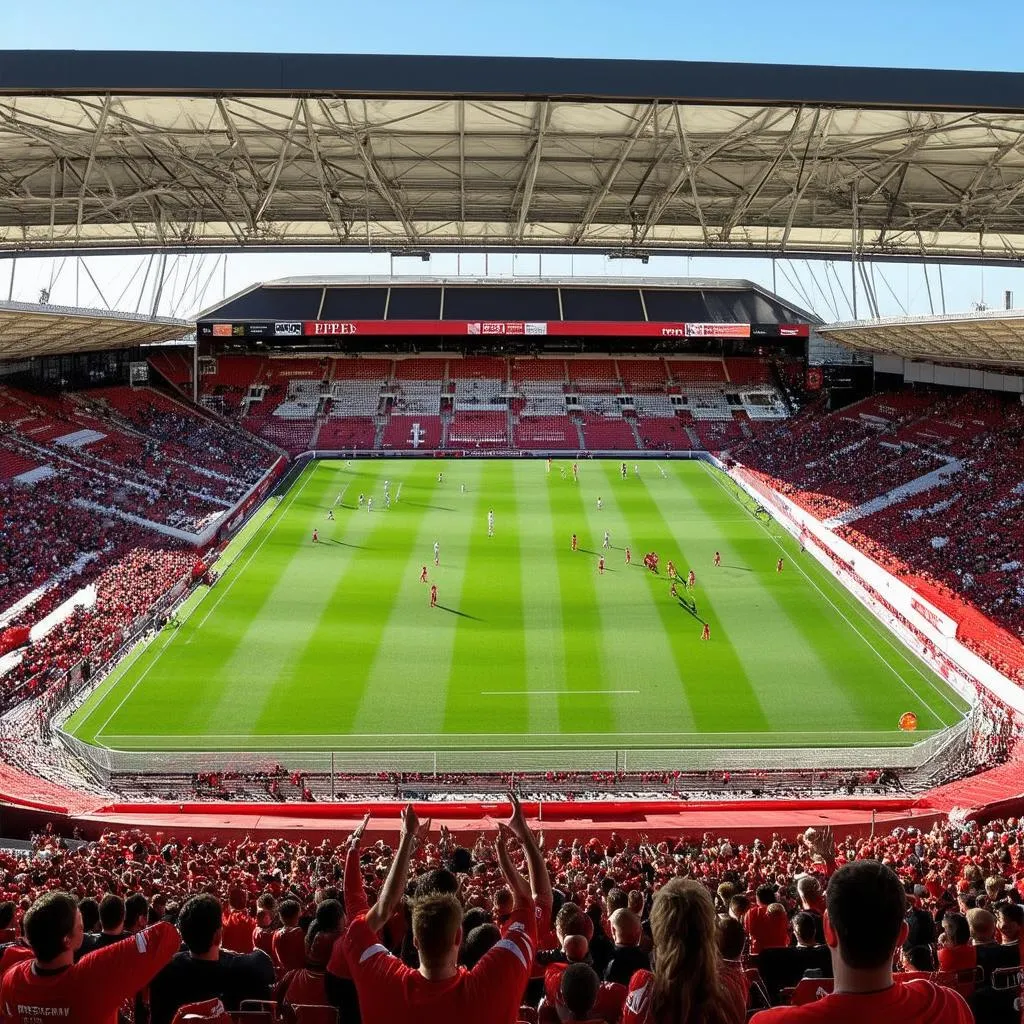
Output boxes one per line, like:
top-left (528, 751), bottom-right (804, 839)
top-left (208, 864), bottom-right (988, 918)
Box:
top-left (685, 323), bottom-right (752, 338)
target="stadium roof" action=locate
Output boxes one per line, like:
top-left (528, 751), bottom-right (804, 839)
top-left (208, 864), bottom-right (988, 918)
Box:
top-left (3, 51), bottom-right (1024, 260)
top-left (200, 274), bottom-right (817, 324)
top-left (0, 301), bottom-right (190, 358)
top-left (818, 309), bottom-right (1024, 365)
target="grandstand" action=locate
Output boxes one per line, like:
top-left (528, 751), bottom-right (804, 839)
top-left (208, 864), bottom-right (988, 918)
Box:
top-left (1, 49), bottom-right (1023, 1024)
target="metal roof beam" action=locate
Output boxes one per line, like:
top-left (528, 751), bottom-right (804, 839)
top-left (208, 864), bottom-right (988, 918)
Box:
top-left (301, 98), bottom-right (349, 243)
top-left (319, 99), bottom-right (418, 241)
top-left (74, 95), bottom-right (112, 238)
top-left (638, 105), bottom-right (790, 243)
top-left (513, 100), bottom-right (551, 244)
top-left (253, 100), bottom-right (302, 224)
top-left (570, 100), bottom-right (656, 244)
top-left (457, 99), bottom-right (465, 239)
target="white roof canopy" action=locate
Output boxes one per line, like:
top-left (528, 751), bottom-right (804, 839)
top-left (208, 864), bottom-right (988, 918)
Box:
top-left (819, 309), bottom-right (1024, 366)
top-left (0, 301), bottom-right (189, 357)
top-left (2, 52), bottom-right (1024, 260)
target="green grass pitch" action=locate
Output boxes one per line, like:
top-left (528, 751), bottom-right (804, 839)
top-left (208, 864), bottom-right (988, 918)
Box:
top-left (66, 458), bottom-right (969, 755)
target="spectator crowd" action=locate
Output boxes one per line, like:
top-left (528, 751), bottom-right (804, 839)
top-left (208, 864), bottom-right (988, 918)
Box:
top-left (733, 387), bottom-right (1024, 683)
top-left (1, 804), bottom-right (1021, 1023)
top-left (0, 382), bottom-right (278, 713)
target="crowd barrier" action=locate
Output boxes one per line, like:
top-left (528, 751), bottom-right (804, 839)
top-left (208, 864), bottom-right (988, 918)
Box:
top-left (91, 796), bottom-right (919, 820)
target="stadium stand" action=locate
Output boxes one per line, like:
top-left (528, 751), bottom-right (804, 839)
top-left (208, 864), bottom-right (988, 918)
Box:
top-left (381, 414), bottom-right (443, 451)
top-left (0, 381), bottom-right (280, 712)
top-left (732, 387), bottom-right (1024, 682)
top-left (188, 354), bottom-right (797, 460)
top-left (0, 806), bottom-right (1021, 1023)
top-left (448, 410), bottom-right (509, 448)
top-left (514, 415), bottom-right (575, 450)
top-left (578, 413), bottom-right (638, 450)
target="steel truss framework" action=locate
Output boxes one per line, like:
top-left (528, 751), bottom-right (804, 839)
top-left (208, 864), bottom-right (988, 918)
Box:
top-left (2, 53), bottom-right (1024, 259)
top-left (819, 309), bottom-right (1024, 365)
top-left (0, 300), bottom-right (188, 357)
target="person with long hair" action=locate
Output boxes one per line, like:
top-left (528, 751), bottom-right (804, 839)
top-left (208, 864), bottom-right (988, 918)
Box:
top-left (621, 878), bottom-right (743, 1024)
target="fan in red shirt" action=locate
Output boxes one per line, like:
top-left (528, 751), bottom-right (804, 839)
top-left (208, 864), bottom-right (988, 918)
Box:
top-left (543, 937), bottom-right (626, 1024)
top-left (274, 920), bottom-right (340, 1009)
top-left (271, 900), bottom-right (306, 971)
top-left (341, 796), bottom-right (547, 1024)
top-left (251, 895), bottom-right (277, 959)
top-left (750, 861), bottom-right (972, 1024)
top-left (0, 891), bottom-right (179, 1024)
top-left (0, 943), bottom-right (33, 980)
top-left (543, 962), bottom-right (624, 1024)
top-left (936, 912), bottom-right (976, 975)
top-left (745, 886), bottom-right (790, 954)
top-left (622, 878), bottom-right (741, 1024)
top-left (221, 888), bottom-right (256, 953)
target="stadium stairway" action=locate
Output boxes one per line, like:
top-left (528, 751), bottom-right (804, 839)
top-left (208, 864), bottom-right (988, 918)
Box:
top-left (572, 416), bottom-right (586, 449)
top-left (685, 425), bottom-right (702, 448)
top-left (823, 458), bottom-right (966, 528)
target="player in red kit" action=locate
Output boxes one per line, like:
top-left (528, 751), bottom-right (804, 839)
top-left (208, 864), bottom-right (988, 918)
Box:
top-left (701, 622), bottom-right (710, 641)
top-left (777, 557), bottom-right (784, 573)
top-left (571, 533), bottom-right (578, 552)
top-left (624, 546), bottom-right (631, 564)
top-left (598, 557), bottom-right (605, 575)
top-left (714, 550), bottom-right (721, 567)
top-left (666, 559), bottom-right (676, 580)
top-left (429, 584), bottom-right (438, 607)
top-left (688, 569), bottom-right (696, 589)
top-left (419, 566), bottom-right (428, 583)
top-left (312, 529), bottom-right (319, 544)
top-left (670, 582), bottom-right (678, 600)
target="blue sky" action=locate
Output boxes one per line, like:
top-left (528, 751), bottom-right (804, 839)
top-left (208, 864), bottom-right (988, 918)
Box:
top-left (3, 0), bottom-right (1024, 320)
top-left (8, 0), bottom-right (1024, 70)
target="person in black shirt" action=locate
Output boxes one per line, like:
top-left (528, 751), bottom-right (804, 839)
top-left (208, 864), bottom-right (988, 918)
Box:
top-left (602, 908), bottom-right (651, 985)
top-left (150, 893), bottom-right (274, 1024)
top-left (585, 903), bottom-right (615, 978)
top-left (78, 894), bottom-right (129, 959)
top-left (757, 912), bottom-right (832, 1003)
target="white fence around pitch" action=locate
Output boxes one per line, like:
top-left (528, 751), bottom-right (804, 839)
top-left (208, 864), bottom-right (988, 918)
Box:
top-left (722, 458), bottom-right (1023, 715)
top-left (57, 720), bottom-right (972, 780)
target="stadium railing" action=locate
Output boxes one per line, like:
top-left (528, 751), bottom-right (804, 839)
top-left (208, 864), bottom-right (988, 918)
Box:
top-left (726, 459), bottom-right (1023, 715)
top-left (54, 713), bottom-right (978, 784)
